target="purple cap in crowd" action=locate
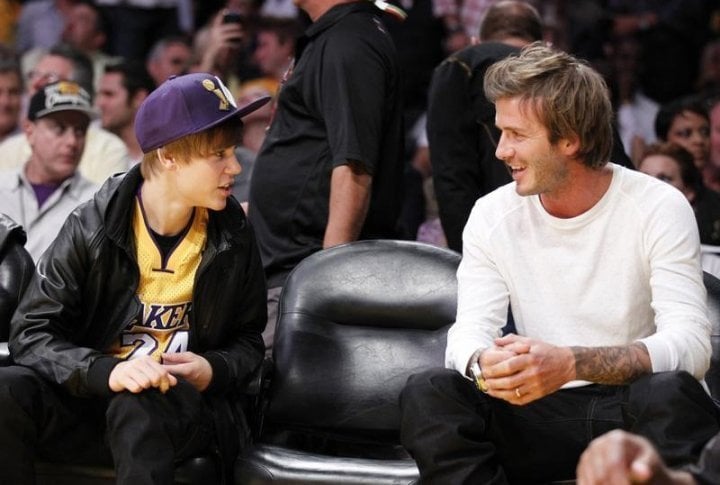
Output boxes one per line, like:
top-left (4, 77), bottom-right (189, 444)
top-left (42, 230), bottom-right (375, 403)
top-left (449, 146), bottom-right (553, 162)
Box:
top-left (135, 73), bottom-right (271, 153)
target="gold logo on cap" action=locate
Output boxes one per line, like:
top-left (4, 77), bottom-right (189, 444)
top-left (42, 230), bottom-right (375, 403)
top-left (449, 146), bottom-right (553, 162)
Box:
top-left (202, 78), bottom-right (231, 111)
top-left (57, 81), bottom-right (81, 94)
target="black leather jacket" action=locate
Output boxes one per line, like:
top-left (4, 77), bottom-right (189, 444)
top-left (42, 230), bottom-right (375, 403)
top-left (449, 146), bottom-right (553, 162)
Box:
top-left (9, 165), bottom-right (267, 398)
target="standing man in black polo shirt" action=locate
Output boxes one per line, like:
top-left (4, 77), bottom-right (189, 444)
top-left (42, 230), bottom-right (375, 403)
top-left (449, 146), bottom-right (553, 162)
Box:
top-left (248, 0), bottom-right (404, 349)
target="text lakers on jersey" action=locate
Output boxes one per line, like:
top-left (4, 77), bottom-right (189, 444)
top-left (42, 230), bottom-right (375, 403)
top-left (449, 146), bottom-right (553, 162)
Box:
top-left (107, 197), bottom-right (208, 361)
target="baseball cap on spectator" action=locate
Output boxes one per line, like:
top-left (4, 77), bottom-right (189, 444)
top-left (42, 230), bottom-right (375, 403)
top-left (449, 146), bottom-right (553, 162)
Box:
top-left (27, 80), bottom-right (97, 121)
top-left (134, 72), bottom-right (271, 153)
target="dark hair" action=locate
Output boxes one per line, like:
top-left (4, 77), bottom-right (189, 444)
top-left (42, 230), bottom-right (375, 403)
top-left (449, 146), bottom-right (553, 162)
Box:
top-left (75, 0), bottom-right (109, 37)
top-left (255, 16), bottom-right (302, 45)
top-left (46, 43), bottom-right (95, 96)
top-left (146, 35), bottom-right (192, 63)
top-left (485, 42), bottom-right (613, 169)
top-left (655, 96), bottom-right (709, 141)
top-left (0, 45), bottom-right (22, 89)
top-left (104, 60), bottom-right (155, 98)
top-left (479, 0), bottom-right (543, 43)
top-left (641, 142), bottom-right (703, 192)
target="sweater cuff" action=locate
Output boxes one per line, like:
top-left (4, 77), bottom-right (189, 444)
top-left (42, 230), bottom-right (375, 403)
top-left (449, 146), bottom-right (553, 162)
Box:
top-left (87, 355), bottom-right (122, 397)
top-left (203, 351), bottom-right (230, 394)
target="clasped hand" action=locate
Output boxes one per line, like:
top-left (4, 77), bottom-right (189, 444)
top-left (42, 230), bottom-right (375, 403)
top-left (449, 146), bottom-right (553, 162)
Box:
top-left (477, 334), bottom-right (575, 405)
top-left (108, 352), bottom-right (213, 394)
top-left (576, 430), bottom-right (688, 485)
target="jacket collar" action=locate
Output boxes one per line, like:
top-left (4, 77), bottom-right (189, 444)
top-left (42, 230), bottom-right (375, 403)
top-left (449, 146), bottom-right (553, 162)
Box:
top-left (103, 164), bottom-right (142, 248)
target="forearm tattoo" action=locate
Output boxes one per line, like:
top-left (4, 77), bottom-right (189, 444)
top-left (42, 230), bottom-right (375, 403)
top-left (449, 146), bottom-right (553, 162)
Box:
top-left (571, 342), bottom-right (651, 385)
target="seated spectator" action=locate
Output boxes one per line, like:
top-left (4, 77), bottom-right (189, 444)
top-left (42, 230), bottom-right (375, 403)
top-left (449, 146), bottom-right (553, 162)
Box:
top-left (655, 97), bottom-right (710, 173)
top-left (0, 72), bottom-right (269, 483)
top-left (0, 44), bottom-right (129, 185)
top-left (705, 96), bottom-right (720, 192)
top-left (577, 429), bottom-right (720, 485)
top-left (60, 0), bottom-right (120, 93)
top-left (14, 0), bottom-right (76, 55)
top-left (96, 61), bottom-right (155, 165)
top-left (251, 16), bottom-right (300, 88)
top-left (145, 35), bottom-right (192, 87)
top-left (0, 49), bottom-right (22, 143)
top-left (638, 142), bottom-right (720, 246)
top-left (21, 1), bottom-right (118, 94)
top-left (0, 80), bottom-right (98, 261)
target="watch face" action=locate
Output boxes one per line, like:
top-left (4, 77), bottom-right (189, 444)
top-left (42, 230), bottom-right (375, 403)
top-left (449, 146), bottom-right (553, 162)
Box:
top-left (471, 362), bottom-right (489, 393)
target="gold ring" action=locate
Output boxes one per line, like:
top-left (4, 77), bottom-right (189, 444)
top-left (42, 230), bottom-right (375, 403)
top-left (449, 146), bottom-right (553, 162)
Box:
top-left (515, 388), bottom-right (521, 398)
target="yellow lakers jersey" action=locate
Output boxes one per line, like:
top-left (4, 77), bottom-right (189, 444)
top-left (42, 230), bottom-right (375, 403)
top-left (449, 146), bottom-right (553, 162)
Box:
top-left (107, 197), bottom-right (208, 361)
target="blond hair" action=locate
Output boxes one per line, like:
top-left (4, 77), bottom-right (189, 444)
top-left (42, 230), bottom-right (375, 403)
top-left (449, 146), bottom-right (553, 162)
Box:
top-left (484, 42), bottom-right (613, 169)
top-left (140, 116), bottom-right (243, 179)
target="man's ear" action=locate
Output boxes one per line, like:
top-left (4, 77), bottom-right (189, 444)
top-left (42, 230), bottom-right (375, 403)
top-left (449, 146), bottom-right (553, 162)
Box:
top-left (156, 148), bottom-right (177, 170)
top-left (22, 119), bottom-right (35, 145)
top-left (559, 135), bottom-right (581, 158)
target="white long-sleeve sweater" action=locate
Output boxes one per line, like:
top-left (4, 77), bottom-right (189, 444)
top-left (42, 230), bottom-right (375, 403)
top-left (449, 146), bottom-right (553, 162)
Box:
top-left (446, 164), bottom-right (711, 383)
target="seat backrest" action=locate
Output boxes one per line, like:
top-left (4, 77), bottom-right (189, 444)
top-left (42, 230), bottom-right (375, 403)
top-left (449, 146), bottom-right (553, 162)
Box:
top-left (0, 217), bottom-right (35, 342)
top-left (266, 240), bottom-right (461, 440)
top-left (704, 271), bottom-right (720, 399)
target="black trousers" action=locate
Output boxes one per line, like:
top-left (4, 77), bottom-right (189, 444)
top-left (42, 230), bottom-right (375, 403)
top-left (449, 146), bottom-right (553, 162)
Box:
top-left (400, 368), bottom-right (720, 484)
top-left (0, 365), bottom-right (213, 485)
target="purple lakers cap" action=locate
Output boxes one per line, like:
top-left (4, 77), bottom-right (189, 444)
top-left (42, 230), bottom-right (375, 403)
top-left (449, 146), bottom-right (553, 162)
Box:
top-left (135, 72), bottom-right (271, 152)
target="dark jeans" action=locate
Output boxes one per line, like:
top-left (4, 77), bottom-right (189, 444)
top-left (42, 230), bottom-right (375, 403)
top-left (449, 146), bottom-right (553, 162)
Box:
top-left (400, 368), bottom-right (720, 484)
top-left (0, 365), bottom-right (213, 485)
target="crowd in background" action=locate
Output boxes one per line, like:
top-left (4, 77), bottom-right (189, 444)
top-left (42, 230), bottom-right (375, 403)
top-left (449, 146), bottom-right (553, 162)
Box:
top-left (2, 0), bottom-right (720, 245)
top-left (2, 2), bottom-right (720, 481)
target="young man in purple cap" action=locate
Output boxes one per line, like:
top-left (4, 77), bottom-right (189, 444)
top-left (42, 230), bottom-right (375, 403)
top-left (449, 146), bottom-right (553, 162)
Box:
top-left (0, 72), bottom-right (271, 484)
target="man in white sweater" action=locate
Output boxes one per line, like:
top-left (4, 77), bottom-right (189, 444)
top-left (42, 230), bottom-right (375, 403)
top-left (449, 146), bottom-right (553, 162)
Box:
top-left (399, 43), bottom-right (720, 484)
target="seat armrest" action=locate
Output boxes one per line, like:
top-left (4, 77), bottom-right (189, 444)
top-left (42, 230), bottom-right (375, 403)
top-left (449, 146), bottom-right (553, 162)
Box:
top-left (246, 357), bottom-right (273, 440)
top-left (245, 357), bottom-right (272, 396)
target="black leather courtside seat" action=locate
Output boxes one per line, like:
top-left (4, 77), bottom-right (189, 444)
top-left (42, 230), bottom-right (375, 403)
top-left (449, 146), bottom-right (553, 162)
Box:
top-left (235, 240), bottom-right (461, 484)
